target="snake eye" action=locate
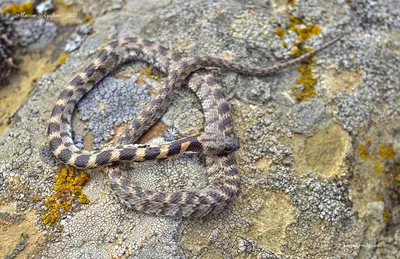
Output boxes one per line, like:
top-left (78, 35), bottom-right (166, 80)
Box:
top-left (223, 145), bottom-right (235, 154)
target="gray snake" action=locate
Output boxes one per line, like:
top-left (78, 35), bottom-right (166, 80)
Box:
top-left (48, 35), bottom-right (342, 217)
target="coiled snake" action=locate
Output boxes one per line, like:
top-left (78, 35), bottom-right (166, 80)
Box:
top-left (48, 35), bottom-right (342, 217)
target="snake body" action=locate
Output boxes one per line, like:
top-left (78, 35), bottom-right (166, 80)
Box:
top-left (48, 35), bottom-right (342, 217)
top-left (109, 70), bottom-right (239, 217)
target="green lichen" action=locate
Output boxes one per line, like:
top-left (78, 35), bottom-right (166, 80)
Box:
top-left (2, 2), bottom-right (34, 15)
top-left (40, 166), bottom-right (89, 227)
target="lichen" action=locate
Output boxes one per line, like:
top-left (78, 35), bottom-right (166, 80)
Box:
top-left (45, 52), bottom-right (70, 73)
top-left (382, 210), bottom-right (391, 222)
top-left (292, 58), bottom-right (318, 101)
top-left (357, 138), bottom-right (399, 225)
top-left (2, 2), bottom-right (34, 15)
top-left (288, 0), bottom-right (297, 7)
top-left (77, 76), bottom-right (152, 148)
top-left (40, 166), bottom-right (89, 227)
top-left (275, 14), bottom-right (323, 101)
top-left (55, 52), bottom-right (70, 68)
top-left (374, 161), bottom-right (384, 175)
top-left (358, 144), bottom-right (369, 160)
top-left (83, 12), bottom-right (92, 23)
top-left (379, 144), bottom-right (395, 161)
top-left (275, 27), bottom-right (286, 41)
top-left (358, 140), bottom-right (396, 175)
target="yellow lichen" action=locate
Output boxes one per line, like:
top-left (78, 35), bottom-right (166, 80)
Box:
top-left (44, 52), bottom-right (71, 73)
top-left (77, 193), bottom-right (90, 204)
top-left (382, 210), bottom-right (391, 222)
top-left (83, 12), bottom-right (92, 23)
top-left (275, 27), bottom-right (287, 40)
top-left (275, 13), bottom-right (322, 101)
top-left (379, 144), bottom-right (395, 161)
top-left (374, 161), bottom-right (383, 175)
top-left (289, 15), bottom-right (303, 25)
top-left (55, 52), bottom-right (70, 68)
top-left (40, 166), bottom-right (90, 227)
top-left (358, 144), bottom-right (369, 160)
top-left (361, 140), bottom-right (399, 224)
top-left (292, 59), bottom-right (318, 101)
top-left (2, 1), bottom-right (34, 15)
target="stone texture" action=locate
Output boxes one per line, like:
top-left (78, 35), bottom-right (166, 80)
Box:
top-left (293, 123), bottom-right (351, 178)
top-left (0, 0), bottom-right (399, 258)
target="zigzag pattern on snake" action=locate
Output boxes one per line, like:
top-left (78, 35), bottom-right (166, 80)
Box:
top-left (48, 35), bottom-right (342, 217)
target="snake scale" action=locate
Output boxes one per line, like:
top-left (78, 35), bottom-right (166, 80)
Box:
top-left (48, 35), bottom-right (342, 217)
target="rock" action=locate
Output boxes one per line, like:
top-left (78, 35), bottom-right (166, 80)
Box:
top-left (0, 0), bottom-right (399, 258)
top-left (35, 0), bottom-right (55, 14)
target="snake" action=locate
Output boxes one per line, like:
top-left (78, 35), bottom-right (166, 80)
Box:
top-left (48, 35), bottom-right (342, 217)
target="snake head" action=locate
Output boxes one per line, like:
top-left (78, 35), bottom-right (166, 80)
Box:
top-left (200, 133), bottom-right (240, 155)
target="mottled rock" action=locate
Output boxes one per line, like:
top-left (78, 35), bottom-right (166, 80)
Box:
top-left (0, 0), bottom-right (399, 258)
top-left (293, 123), bottom-right (351, 177)
top-left (14, 18), bottom-right (57, 50)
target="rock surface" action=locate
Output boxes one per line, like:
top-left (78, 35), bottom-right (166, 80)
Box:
top-left (0, 0), bottom-right (399, 258)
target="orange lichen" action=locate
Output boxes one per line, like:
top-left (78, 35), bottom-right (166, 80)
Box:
top-left (364, 137), bottom-right (372, 147)
top-left (248, 7), bottom-right (256, 15)
top-left (40, 166), bottom-right (90, 226)
top-left (140, 65), bottom-right (162, 81)
top-left (2, 2), bottom-right (34, 15)
top-left (358, 144), bottom-right (369, 160)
